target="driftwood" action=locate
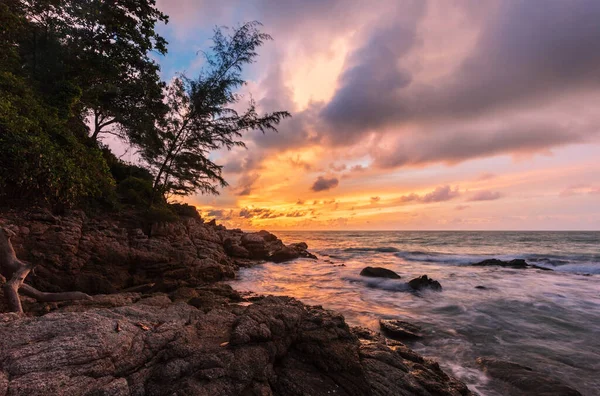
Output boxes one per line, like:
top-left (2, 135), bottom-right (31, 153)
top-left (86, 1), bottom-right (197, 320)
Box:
top-left (0, 226), bottom-right (91, 313)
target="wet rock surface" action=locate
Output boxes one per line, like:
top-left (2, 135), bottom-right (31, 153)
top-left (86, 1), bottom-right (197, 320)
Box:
top-left (408, 275), bottom-right (442, 291)
top-left (380, 319), bottom-right (423, 340)
top-left (476, 358), bottom-right (582, 396)
top-left (0, 288), bottom-right (472, 396)
top-left (360, 267), bottom-right (401, 279)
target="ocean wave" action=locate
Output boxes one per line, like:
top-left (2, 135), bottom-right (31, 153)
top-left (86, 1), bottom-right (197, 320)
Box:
top-left (550, 263), bottom-right (600, 275)
top-left (394, 251), bottom-right (599, 274)
top-left (344, 247), bottom-right (401, 253)
top-left (394, 251), bottom-right (496, 265)
top-left (342, 275), bottom-right (412, 292)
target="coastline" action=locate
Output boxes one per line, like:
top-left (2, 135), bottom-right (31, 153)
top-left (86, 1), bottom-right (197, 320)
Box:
top-left (0, 208), bottom-right (472, 395)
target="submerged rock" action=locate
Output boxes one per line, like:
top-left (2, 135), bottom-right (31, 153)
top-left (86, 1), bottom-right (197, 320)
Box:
top-left (0, 293), bottom-right (472, 396)
top-left (471, 258), bottom-right (553, 271)
top-left (359, 267), bottom-right (401, 279)
top-left (472, 258), bottom-right (529, 268)
top-left (408, 275), bottom-right (442, 291)
top-left (476, 358), bottom-right (581, 396)
top-left (380, 319), bottom-right (423, 340)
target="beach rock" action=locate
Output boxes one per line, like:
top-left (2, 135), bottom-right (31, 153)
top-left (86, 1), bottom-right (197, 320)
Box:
top-left (380, 319), bottom-right (423, 340)
top-left (360, 267), bottom-right (401, 279)
top-left (472, 259), bottom-right (554, 271)
top-left (472, 259), bottom-right (529, 268)
top-left (408, 275), bottom-right (442, 291)
top-left (476, 358), bottom-right (581, 396)
top-left (0, 293), bottom-right (472, 396)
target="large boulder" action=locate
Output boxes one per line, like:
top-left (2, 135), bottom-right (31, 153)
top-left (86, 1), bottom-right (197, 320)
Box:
top-left (408, 275), bottom-right (442, 291)
top-left (0, 294), bottom-right (472, 396)
top-left (476, 358), bottom-right (581, 396)
top-left (360, 267), bottom-right (401, 279)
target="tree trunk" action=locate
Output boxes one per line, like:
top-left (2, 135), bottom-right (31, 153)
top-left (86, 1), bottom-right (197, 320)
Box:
top-left (1, 227), bottom-right (92, 313)
top-left (3, 260), bottom-right (31, 313)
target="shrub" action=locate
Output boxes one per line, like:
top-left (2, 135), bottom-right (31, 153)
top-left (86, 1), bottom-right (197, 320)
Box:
top-left (169, 203), bottom-right (200, 219)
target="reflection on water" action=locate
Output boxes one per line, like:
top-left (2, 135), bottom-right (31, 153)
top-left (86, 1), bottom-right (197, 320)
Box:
top-left (231, 231), bottom-right (600, 396)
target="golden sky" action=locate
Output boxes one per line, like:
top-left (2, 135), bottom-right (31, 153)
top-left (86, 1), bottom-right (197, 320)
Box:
top-left (124, 1), bottom-right (600, 230)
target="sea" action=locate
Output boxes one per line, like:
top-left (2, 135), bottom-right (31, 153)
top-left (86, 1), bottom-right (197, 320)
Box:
top-left (231, 231), bottom-right (600, 396)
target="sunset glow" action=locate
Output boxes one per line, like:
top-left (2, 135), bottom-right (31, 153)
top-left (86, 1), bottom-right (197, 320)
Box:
top-left (151, 0), bottom-right (600, 230)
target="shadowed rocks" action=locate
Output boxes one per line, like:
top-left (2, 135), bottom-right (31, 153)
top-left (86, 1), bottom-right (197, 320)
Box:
top-left (0, 290), bottom-right (472, 396)
top-left (360, 267), bottom-right (401, 279)
top-left (408, 275), bottom-right (442, 291)
top-left (380, 319), bottom-right (423, 340)
top-left (0, 208), bottom-right (316, 298)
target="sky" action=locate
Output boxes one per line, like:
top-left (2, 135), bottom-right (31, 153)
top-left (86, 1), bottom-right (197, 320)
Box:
top-left (121, 0), bottom-right (600, 230)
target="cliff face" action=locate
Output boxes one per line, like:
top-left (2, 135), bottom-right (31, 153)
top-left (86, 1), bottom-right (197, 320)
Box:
top-left (0, 208), bottom-right (313, 295)
top-left (0, 208), bottom-right (472, 396)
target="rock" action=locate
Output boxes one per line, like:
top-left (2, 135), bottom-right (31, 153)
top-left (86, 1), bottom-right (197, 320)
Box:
top-left (475, 285), bottom-right (488, 290)
top-left (408, 275), bottom-right (442, 291)
top-left (0, 294), bottom-right (472, 396)
top-left (359, 267), bottom-right (401, 279)
top-left (472, 258), bottom-right (529, 268)
top-left (380, 319), bottom-right (423, 340)
top-left (268, 246), bottom-right (300, 263)
top-left (476, 358), bottom-right (581, 396)
top-left (0, 209), bottom-right (316, 295)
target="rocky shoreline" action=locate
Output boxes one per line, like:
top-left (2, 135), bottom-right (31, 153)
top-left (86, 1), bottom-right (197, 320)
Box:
top-left (0, 208), bottom-right (472, 395)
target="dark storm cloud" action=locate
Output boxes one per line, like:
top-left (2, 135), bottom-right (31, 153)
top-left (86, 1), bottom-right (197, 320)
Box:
top-left (320, 8), bottom-right (424, 144)
top-left (468, 190), bottom-right (503, 201)
top-left (373, 121), bottom-right (588, 169)
top-left (311, 176), bottom-right (339, 192)
top-left (421, 0), bottom-right (600, 119)
top-left (319, 0), bottom-right (600, 159)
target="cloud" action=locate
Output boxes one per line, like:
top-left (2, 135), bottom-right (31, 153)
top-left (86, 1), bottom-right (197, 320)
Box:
top-left (455, 205), bottom-right (470, 211)
top-left (233, 173), bottom-right (260, 196)
top-left (422, 185), bottom-right (461, 203)
top-left (468, 190), bottom-right (504, 201)
top-left (311, 176), bottom-right (339, 192)
top-left (204, 209), bottom-right (232, 220)
top-left (477, 173), bottom-right (497, 181)
top-left (239, 207), bottom-right (279, 219)
top-left (329, 163), bottom-right (347, 172)
top-left (396, 185), bottom-right (460, 204)
top-left (372, 118), bottom-right (592, 169)
top-left (559, 184), bottom-right (600, 197)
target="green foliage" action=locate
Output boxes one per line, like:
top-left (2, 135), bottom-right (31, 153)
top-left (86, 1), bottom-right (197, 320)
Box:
top-left (169, 203), bottom-right (201, 219)
top-left (141, 22), bottom-right (290, 200)
top-left (0, 72), bottom-right (114, 207)
top-left (116, 177), bottom-right (154, 206)
top-left (18, 0), bottom-right (169, 141)
top-left (0, 0), bottom-right (167, 210)
top-left (145, 205), bottom-right (178, 224)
